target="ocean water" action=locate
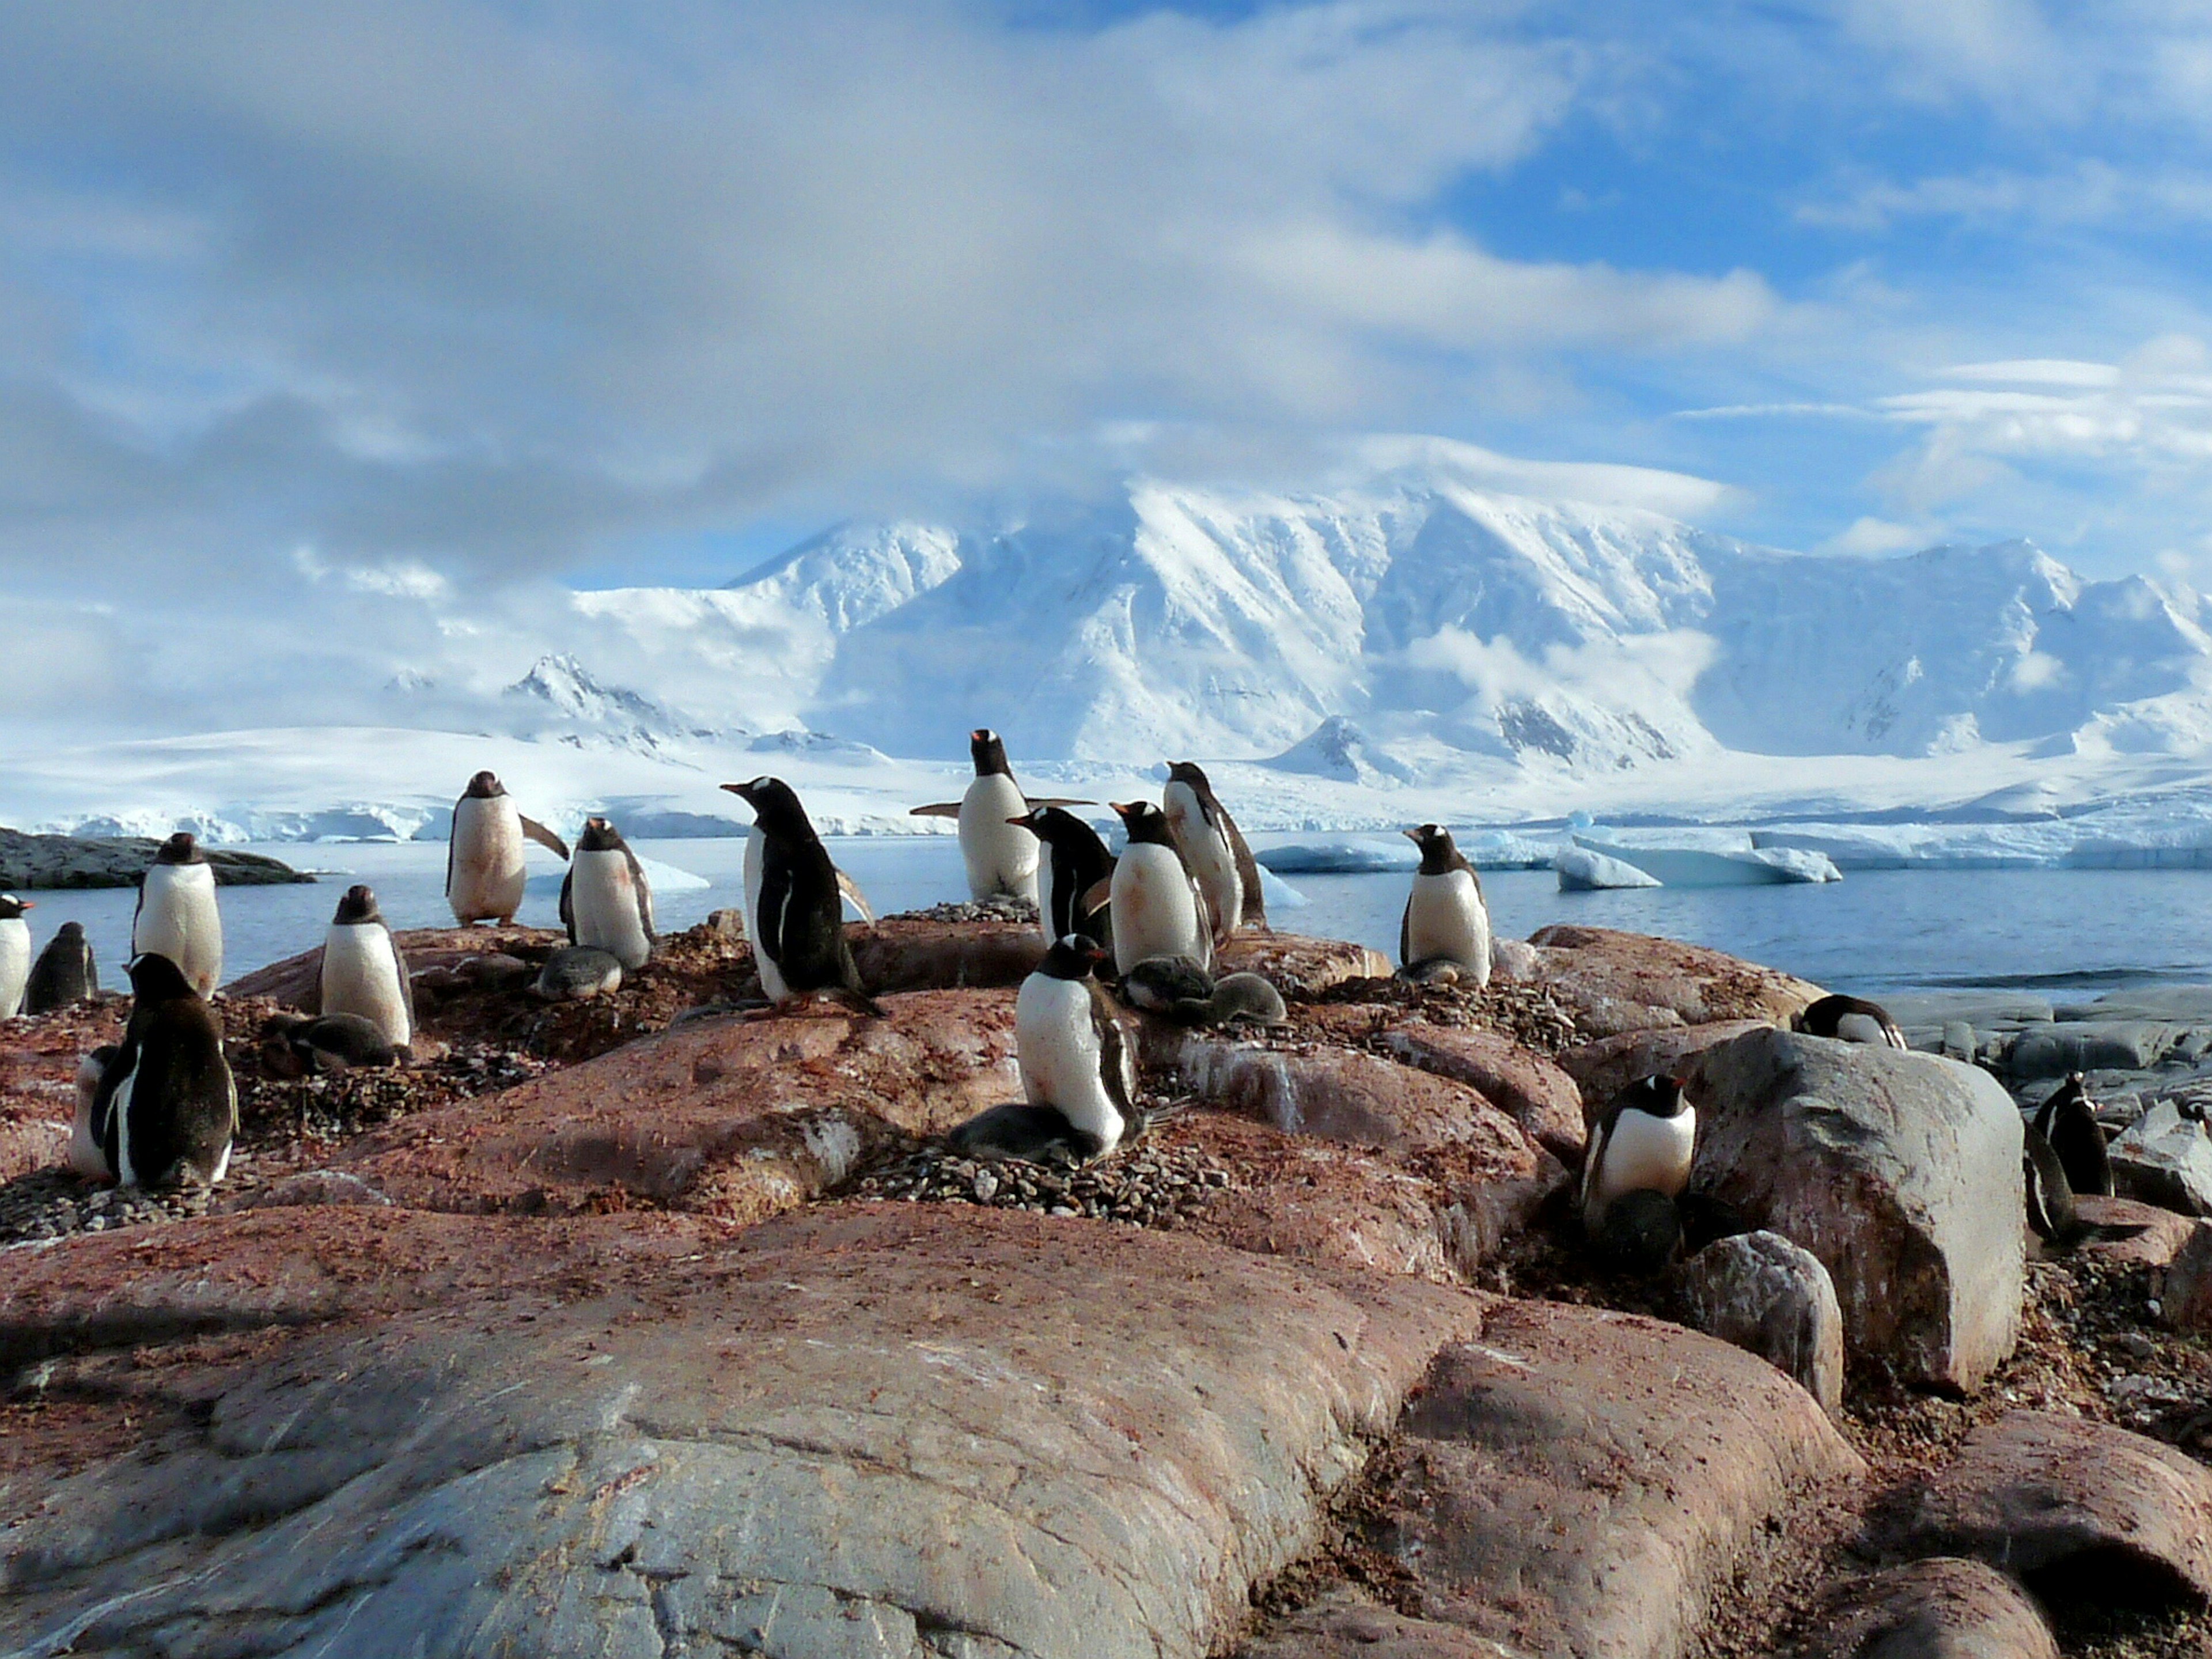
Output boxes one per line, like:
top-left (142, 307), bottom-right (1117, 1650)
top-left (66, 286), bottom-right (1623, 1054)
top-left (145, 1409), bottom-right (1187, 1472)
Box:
top-left (22, 838), bottom-right (2212, 999)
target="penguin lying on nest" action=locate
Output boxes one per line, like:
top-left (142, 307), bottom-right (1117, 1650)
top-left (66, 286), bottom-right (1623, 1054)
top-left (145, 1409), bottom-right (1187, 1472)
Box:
top-left (1791, 993), bottom-right (1908, 1048)
top-left (1117, 955), bottom-right (1287, 1027)
top-left (259, 1012), bottom-right (405, 1077)
top-left (948, 935), bottom-right (1142, 1162)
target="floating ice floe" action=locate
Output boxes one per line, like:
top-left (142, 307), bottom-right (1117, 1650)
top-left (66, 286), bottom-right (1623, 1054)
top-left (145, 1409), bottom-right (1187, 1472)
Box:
top-left (1257, 865), bottom-right (1309, 911)
top-left (1554, 847), bottom-right (1663, 891)
top-left (1256, 839), bottom-right (1418, 874)
top-left (1574, 836), bottom-right (1840, 887)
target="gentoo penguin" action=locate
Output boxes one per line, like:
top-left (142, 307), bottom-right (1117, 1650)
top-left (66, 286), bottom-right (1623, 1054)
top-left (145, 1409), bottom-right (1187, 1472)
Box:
top-left (70, 1044), bottom-right (119, 1180)
top-left (1580, 1075), bottom-right (1696, 1233)
top-left (1791, 994), bottom-right (1907, 1049)
top-left (445, 771), bottom-right (570, 926)
top-left (25, 919), bottom-right (97, 1013)
top-left (949, 935), bottom-right (1137, 1162)
top-left (560, 816), bottom-right (656, 970)
top-left (132, 834), bottom-right (222, 998)
top-left (911, 729), bottom-right (1040, 903)
top-left (260, 1012), bottom-right (401, 1077)
top-left (1399, 825), bottom-right (1490, 987)
top-left (1106, 801), bottom-right (1213, 976)
top-left (721, 777), bottom-right (885, 1016)
top-left (1012, 806), bottom-right (1117, 950)
top-left (1119, 956), bottom-right (1286, 1027)
top-left (319, 884), bottom-right (415, 1051)
top-left (2033, 1072), bottom-right (2113, 1198)
top-left (533, 945), bottom-right (624, 1002)
top-left (1162, 762), bottom-right (1266, 944)
top-left (0, 895), bottom-right (34, 1017)
top-left (92, 953), bottom-right (236, 1188)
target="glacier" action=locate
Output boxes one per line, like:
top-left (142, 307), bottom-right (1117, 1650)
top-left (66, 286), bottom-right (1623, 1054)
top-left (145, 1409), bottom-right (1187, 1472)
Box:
top-left (14, 449), bottom-right (2212, 865)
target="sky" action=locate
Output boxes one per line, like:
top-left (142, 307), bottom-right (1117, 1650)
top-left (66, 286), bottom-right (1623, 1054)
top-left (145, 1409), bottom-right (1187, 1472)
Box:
top-left (6, 1), bottom-right (2212, 726)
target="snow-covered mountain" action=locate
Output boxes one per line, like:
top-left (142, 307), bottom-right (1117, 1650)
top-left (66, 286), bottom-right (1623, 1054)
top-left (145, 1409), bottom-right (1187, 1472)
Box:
top-left (558, 465), bottom-right (2212, 774)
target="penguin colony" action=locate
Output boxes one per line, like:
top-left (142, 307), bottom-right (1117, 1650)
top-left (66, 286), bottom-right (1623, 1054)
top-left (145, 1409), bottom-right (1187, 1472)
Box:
top-left (13, 733), bottom-right (2106, 1280)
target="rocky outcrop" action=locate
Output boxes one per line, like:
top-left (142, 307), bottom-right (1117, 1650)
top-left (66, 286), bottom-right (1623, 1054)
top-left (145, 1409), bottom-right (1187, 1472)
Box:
top-left (1679, 1229), bottom-right (1846, 1416)
top-left (1378, 1023), bottom-right (1586, 1164)
top-left (1556, 1018), bottom-right (1771, 1124)
top-left (2159, 1219), bottom-right (2212, 1331)
top-left (1896, 1410), bottom-right (2212, 1604)
top-left (2111, 1100), bottom-right (2212, 1215)
top-left (1522, 925), bottom-right (1824, 1036)
top-left (1351, 1300), bottom-right (1865, 1659)
top-left (1217, 933), bottom-right (1391, 997)
top-left (0, 825), bottom-right (310, 889)
top-left (0, 1206), bottom-right (1490, 1659)
top-left (1691, 1028), bottom-right (2024, 1392)
top-left (1801, 1558), bottom-right (2059, 1659)
top-left (1238, 1590), bottom-right (1521, 1657)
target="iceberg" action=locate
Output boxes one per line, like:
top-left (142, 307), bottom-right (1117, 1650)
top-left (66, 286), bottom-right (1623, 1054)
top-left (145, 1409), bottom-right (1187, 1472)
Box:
top-left (1256, 839), bottom-right (1419, 874)
top-left (1257, 865), bottom-right (1310, 911)
top-left (1554, 847), bottom-right (1663, 891)
top-left (1573, 835), bottom-right (1840, 887)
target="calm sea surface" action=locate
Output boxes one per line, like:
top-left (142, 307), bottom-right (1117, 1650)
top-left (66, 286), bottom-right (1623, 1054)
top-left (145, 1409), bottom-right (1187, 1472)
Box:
top-left (24, 838), bottom-right (2212, 998)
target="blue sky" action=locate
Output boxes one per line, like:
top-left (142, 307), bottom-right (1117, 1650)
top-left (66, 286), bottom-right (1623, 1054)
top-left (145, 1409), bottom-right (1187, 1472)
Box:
top-left (4, 0), bottom-right (2212, 635)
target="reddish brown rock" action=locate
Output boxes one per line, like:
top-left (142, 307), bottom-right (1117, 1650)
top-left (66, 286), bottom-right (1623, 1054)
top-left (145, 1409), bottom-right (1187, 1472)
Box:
top-left (1900, 1409), bottom-right (2212, 1604)
top-left (329, 989), bottom-right (1022, 1218)
top-left (1801, 1558), bottom-right (2058, 1659)
top-left (849, 917), bottom-right (1045, 992)
top-left (2164, 1218), bottom-right (2212, 1331)
top-left (2075, 1195), bottom-right (2199, 1270)
top-left (0, 1205), bottom-right (1492, 1659)
top-left (222, 924), bottom-right (564, 1006)
top-left (1217, 932), bottom-right (1392, 997)
top-left (1523, 925), bottom-right (1823, 1035)
top-left (1558, 1018), bottom-right (1772, 1123)
top-left (1172, 1039), bottom-right (1537, 1162)
top-left (1380, 1022), bottom-right (1587, 1163)
top-left (1365, 1298), bottom-right (1865, 1659)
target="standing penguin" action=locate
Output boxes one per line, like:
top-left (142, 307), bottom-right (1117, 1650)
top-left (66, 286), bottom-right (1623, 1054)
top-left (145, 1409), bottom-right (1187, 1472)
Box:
top-left (445, 771), bottom-right (570, 926)
top-left (1162, 762), bottom-right (1266, 945)
top-left (0, 895), bottom-right (34, 1017)
top-left (949, 935), bottom-right (1137, 1161)
top-left (320, 884), bottom-right (415, 1052)
top-left (1106, 802), bottom-right (1213, 976)
top-left (132, 834), bottom-right (222, 998)
top-left (911, 729), bottom-right (1040, 903)
top-left (25, 920), bottom-right (96, 1014)
top-left (1791, 994), bottom-right (1907, 1049)
top-left (560, 816), bottom-right (656, 970)
top-left (92, 953), bottom-right (236, 1188)
top-left (1580, 1075), bottom-right (1696, 1232)
top-left (1400, 825), bottom-right (1491, 987)
top-left (1011, 806), bottom-right (1116, 950)
top-left (2033, 1073), bottom-right (2113, 1199)
top-left (722, 777), bottom-right (884, 1016)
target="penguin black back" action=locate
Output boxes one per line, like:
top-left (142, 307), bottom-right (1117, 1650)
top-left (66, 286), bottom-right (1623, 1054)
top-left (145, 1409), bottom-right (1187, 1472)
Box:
top-left (332, 883), bottom-right (384, 926)
top-left (152, 831), bottom-right (206, 866)
top-left (724, 776), bottom-right (882, 1015)
top-left (1164, 762), bottom-right (1267, 930)
top-left (2034, 1073), bottom-right (2113, 1199)
top-left (25, 921), bottom-right (97, 1013)
top-left (99, 953), bottom-right (235, 1187)
top-left (1791, 993), bottom-right (1907, 1049)
top-left (1017, 806), bottom-right (1116, 945)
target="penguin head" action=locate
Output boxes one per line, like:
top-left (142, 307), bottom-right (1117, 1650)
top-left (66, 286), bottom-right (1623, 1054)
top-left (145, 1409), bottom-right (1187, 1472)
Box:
top-left (577, 816), bottom-right (625, 853)
top-left (1111, 801), bottom-right (1176, 847)
top-left (154, 831), bottom-right (203, 865)
top-left (56, 920), bottom-right (84, 939)
top-left (463, 770), bottom-right (506, 799)
top-left (1038, 934), bottom-right (1112, 980)
top-left (1619, 1074), bottom-right (1689, 1119)
top-left (969, 729), bottom-right (1012, 777)
top-left (0, 893), bottom-right (33, 920)
top-left (721, 776), bottom-right (812, 835)
top-left (332, 884), bottom-right (383, 926)
top-left (1402, 823), bottom-right (1463, 874)
top-left (125, 952), bottom-right (200, 1003)
top-left (1165, 761), bottom-right (1213, 795)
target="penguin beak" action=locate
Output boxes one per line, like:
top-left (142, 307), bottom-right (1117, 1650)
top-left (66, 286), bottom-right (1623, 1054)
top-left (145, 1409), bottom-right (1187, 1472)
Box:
top-left (1400, 827), bottom-right (1423, 843)
top-left (1109, 801), bottom-right (1135, 820)
top-left (719, 782), bottom-right (755, 802)
top-left (1006, 815), bottom-right (1032, 828)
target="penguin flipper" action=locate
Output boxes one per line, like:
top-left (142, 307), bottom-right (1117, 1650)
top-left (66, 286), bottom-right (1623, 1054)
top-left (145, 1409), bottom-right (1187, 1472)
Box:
top-left (1078, 878), bottom-right (1113, 917)
top-left (1226, 813), bottom-right (1267, 930)
top-left (389, 926), bottom-right (418, 1035)
top-left (520, 816), bottom-right (571, 860)
top-left (825, 986), bottom-right (888, 1020)
top-left (910, 802), bottom-right (963, 818)
top-left (558, 866), bottom-right (578, 943)
top-left (1398, 893), bottom-right (1412, 970)
top-left (1025, 797), bottom-right (1095, 809)
top-left (836, 870), bottom-right (877, 925)
top-left (1089, 982), bottom-right (1139, 1123)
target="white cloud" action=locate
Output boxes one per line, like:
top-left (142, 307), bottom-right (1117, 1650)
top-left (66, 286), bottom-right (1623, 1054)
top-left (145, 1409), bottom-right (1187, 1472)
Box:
top-left (1818, 516), bottom-right (1929, 556)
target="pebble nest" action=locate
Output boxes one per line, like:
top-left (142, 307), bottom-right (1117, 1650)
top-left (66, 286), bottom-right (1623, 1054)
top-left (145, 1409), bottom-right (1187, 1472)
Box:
top-left (846, 1132), bottom-right (1235, 1229)
top-left (1310, 974), bottom-right (1581, 1055)
top-left (887, 895), bottom-right (1040, 925)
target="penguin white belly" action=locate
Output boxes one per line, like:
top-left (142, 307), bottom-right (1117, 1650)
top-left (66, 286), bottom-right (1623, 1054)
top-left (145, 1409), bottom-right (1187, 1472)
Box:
top-left (108, 1061), bottom-right (141, 1188)
top-left (959, 774), bottom-right (1039, 903)
top-left (571, 850), bottom-right (652, 969)
top-left (449, 797), bottom-right (527, 923)
top-left (70, 1053), bottom-right (111, 1180)
top-left (743, 828), bottom-right (791, 1002)
top-left (0, 919), bottom-right (28, 1017)
top-left (1834, 1013), bottom-right (1897, 1047)
top-left (1406, 870), bottom-right (1491, 986)
top-left (1589, 1107), bottom-right (1697, 1215)
top-left (1110, 846), bottom-right (1208, 975)
top-left (321, 923), bottom-right (412, 1048)
top-left (135, 865), bottom-right (223, 996)
top-left (1015, 975), bottom-right (1124, 1149)
top-left (1164, 782), bottom-right (1241, 938)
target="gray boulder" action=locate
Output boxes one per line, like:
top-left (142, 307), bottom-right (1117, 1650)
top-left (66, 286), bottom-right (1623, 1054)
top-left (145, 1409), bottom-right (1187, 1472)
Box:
top-left (1677, 1229), bottom-right (1845, 1416)
top-left (1691, 1028), bottom-right (2024, 1392)
top-left (1801, 1558), bottom-right (2058, 1659)
top-left (2109, 1101), bottom-right (2212, 1215)
top-left (0, 825), bottom-right (311, 889)
top-left (2158, 1218), bottom-right (2212, 1330)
